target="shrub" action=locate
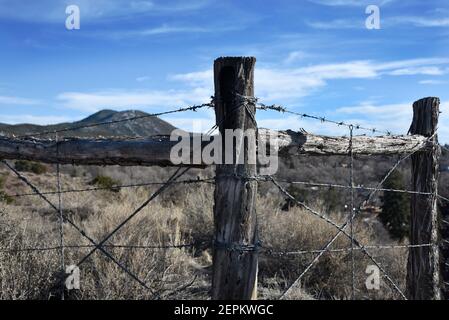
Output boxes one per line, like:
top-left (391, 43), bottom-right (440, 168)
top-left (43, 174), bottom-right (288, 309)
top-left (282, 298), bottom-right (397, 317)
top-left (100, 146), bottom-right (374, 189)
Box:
top-left (14, 160), bottom-right (47, 175)
top-left (281, 184), bottom-right (309, 211)
top-left (380, 170), bottom-right (410, 241)
top-left (0, 192), bottom-right (13, 204)
top-left (89, 175), bottom-right (120, 192)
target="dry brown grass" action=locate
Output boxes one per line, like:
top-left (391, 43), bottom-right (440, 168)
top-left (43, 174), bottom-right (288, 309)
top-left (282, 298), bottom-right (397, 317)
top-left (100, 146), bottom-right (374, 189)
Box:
top-left (0, 168), bottom-right (408, 300)
top-left (257, 197), bottom-right (407, 300)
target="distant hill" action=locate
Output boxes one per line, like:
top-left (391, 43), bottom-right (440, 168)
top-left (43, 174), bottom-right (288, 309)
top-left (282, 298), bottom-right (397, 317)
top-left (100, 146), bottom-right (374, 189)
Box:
top-left (0, 110), bottom-right (177, 138)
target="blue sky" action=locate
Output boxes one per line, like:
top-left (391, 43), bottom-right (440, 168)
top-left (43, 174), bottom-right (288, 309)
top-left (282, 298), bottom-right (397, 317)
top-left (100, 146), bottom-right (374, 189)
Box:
top-left (0, 0), bottom-right (448, 140)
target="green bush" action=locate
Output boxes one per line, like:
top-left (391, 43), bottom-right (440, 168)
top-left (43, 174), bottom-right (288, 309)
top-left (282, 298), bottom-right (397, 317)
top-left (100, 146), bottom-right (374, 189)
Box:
top-left (380, 170), bottom-right (410, 240)
top-left (89, 175), bottom-right (120, 192)
top-left (322, 187), bottom-right (342, 213)
top-left (281, 184), bottom-right (309, 211)
top-left (0, 191), bottom-right (13, 204)
top-left (14, 160), bottom-right (47, 175)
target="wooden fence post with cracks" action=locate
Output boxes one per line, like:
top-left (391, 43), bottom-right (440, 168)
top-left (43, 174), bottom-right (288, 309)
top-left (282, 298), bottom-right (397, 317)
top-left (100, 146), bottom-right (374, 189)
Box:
top-left (211, 57), bottom-right (259, 300)
top-left (407, 97), bottom-right (441, 300)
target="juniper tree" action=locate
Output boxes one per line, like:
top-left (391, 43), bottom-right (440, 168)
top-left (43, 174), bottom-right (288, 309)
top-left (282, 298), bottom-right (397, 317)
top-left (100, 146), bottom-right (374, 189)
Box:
top-left (380, 170), bottom-right (410, 240)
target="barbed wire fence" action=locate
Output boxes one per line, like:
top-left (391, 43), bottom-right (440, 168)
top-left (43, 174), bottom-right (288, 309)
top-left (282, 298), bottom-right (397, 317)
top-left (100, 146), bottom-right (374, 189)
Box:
top-left (0, 62), bottom-right (447, 300)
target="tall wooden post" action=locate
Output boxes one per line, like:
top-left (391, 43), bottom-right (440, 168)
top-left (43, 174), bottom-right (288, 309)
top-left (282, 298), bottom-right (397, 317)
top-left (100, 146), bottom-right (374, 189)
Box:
top-left (407, 97), bottom-right (441, 300)
top-left (212, 57), bottom-right (258, 300)
top-left (441, 199), bottom-right (449, 299)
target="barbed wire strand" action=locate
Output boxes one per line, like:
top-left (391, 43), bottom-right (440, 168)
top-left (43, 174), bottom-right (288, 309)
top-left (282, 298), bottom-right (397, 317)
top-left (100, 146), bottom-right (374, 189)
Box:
top-left (7, 177), bottom-right (445, 199)
top-left (0, 242), bottom-right (201, 253)
top-left (282, 132), bottom-right (436, 299)
top-left (441, 144), bottom-right (449, 153)
top-left (273, 179), bottom-right (433, 196)
top-left (264, 243), bottom-right (434, 256)
top-left (275, 140), bottom-right (426, 300)
top-left (256, 103), bottom-right (394, 136)
top-left (274, 174), bottom-right (407, 299)
top-left (438, 194), bottom-right (449, 204)
top-left (15, 102), bottom-right (213, 139)
top-left (8, 175), bottom-right (447, 199)
top-left (7, 177), bottom-right (215, 198)
top-left (2, 241), bottom-right (440, 255)
top-left (71, 106), bottom-right (229, 272)
top-left (73, 167), bottom-right (191, 269)
top-left (0, 159), bottom-right (157, 294)
top-left (269, 176), bottom-right (400, 300)
top-left (205, 95), bottom-right (253, 136)
top-left (2, 96), bottom-right (446, 300)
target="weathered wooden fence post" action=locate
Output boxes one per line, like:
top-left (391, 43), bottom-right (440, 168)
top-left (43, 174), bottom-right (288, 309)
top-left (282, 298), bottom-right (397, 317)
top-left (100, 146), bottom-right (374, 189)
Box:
top-left (407, 97), bottom-right (441, 300)
top-left (441, 198), bottom-right (449, 299)
top-left (212, 57), bottom-right (259, 300)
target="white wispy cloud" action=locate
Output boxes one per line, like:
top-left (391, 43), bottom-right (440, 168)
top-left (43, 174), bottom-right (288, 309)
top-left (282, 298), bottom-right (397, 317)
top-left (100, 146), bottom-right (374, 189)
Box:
top-left (171, 61), bottom-right (380, 102)
top-left (419, 79), bottom-right (447, 85)
top-left (283, 51), bottom-right (308, 64)
top-left (389, 16), bottom-right (449, 27)
top-left (162, 115), bottom-right (215, 133)
top-left (138, 25), bottom-right (208, 35)
top-left (106, 24), bottom-right (218, 39)
top-left (0, 95), bottom-right (41, 105)
top-left (172, 57), bottom-right (449, 103)
top-left (57, 88), bottom-right (211, 112)
top-left (170, 70), bottom-right (212, 84)
top-left (0, 0), bottom-right (210, 22)
top-left (306, 19), bottom-right (362, 30)
top-left (337, 102), bottom-right (411, 117)
top-left (0, 114), bottom-right (73, 125)
top-left (388, 66), bottom-right (446, 76)
top-left (54, 57), bottom-right (449, 132)
top-left (308, 15), bottom-right (449, 30)
top-left (307, 0), bottom-right (394, 7)
top-left (334, 100), bottom-right (449, 141)
top-left (170, 68), bottom-right (324, 101)
top-left (136, 76), bottom-right (150, 82)
top-left (375, 58), bottom-right (449, 70)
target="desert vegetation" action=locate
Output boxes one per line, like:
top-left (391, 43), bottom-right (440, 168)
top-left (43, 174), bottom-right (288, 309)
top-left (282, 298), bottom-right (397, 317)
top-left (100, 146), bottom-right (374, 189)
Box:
top-left (0, 155), bottom-right (427, 300)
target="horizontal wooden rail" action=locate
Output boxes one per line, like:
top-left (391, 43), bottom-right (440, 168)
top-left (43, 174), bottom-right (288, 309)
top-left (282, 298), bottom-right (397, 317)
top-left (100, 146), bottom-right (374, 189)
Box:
top-left (0, 129), bottom-right (429, 167)
top-left (272, 129), bottom-right (429, 156)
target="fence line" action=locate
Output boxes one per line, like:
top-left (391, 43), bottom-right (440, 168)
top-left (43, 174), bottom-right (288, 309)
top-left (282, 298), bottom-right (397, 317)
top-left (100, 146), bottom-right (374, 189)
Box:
top-left (14, 102), bottom-right (213, 139)
top-left (275, 123), bottom-right (436, 300)
top-left (0, 99), bottom-right (445, 300)
top-left (5, 174), bottom-right (448, 201)
top-left (256, 103), bottom-right (394, 136)
top-left (1, 159), bottom-right (159, 294)
top-left (7, 178), bottom-right (215, 198)
top-left (73, 167), bottom-right (190, 270)
top-left (1, 241), bottom-right (438, 255)
top-left (0, 57), bottom-right (447, 300)
top-left (0, 101), bottom-right (443, 299)
top-left (0, 243), bottom-right (200, 253)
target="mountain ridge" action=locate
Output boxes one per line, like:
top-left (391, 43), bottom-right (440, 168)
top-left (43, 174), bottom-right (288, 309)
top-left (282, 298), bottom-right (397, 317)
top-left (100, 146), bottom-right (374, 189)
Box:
top-left (0, 109), bottom-right (177, 138)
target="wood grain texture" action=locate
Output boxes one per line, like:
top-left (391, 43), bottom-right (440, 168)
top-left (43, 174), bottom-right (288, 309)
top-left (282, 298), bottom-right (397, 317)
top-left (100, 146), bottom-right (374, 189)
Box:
top-left (0, 131), bottom-right (429, 167)
top-left (211, 57), bottom-right (259, 300)
top-left (406, 97), bottom-right (441, 300)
